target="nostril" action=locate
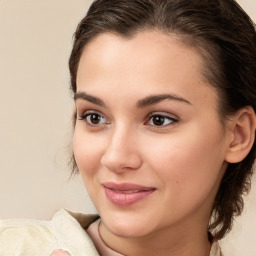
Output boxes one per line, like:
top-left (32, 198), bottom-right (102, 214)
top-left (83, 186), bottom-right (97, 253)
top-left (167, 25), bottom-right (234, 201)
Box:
top-left (101, 150), bottom-right (142, 173)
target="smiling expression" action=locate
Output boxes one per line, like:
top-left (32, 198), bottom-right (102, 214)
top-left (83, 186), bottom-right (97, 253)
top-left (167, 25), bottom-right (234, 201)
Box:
top-left (73, 30), bottom-right (230, 238)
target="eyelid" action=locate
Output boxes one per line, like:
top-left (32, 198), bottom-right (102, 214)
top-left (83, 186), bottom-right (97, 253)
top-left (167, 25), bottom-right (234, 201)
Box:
top-left (78, 109), bottom-right (105, 119)
top-left (148, 111), bottom-right (179, 120)
top-left (78, 110), bottom-right (110, 127)
top-left (145, 112), bottom-right (179, 127)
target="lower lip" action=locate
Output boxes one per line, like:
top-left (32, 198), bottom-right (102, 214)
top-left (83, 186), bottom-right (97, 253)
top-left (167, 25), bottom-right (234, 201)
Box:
top-left (104, 187), bottom-right (155, 207)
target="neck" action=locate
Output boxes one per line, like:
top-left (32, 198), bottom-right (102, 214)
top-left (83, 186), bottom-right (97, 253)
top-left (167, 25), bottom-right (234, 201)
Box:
top-left (99, 217), bottom-right (212, 256)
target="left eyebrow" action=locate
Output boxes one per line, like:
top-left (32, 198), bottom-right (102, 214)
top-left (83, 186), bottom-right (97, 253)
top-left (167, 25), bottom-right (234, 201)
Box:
top-left (137, 94), bottom-right (191, 108)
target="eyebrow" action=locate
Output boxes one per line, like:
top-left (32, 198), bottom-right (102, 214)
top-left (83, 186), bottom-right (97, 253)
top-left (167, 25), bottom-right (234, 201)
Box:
top-left (74, 92), bottom-right (191, 108)
top-left (137, 94), bottom-right (191, 108)
top-left (74, 92), bottom-right (106, 107)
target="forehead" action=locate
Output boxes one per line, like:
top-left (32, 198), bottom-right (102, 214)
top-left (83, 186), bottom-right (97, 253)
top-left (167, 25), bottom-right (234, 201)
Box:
top-left (78, 30), bottom-right (204, 81)
top-left (76, 30), bottom-right (218, 111)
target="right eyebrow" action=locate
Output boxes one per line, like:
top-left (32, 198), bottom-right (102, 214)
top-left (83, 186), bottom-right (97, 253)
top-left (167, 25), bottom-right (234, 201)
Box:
top-left (74, 92), bottom-right (106, 107)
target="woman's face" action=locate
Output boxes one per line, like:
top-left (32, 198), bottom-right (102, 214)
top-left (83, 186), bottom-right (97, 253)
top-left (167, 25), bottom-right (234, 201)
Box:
top-left (74, 31), bottom-right (230, 238)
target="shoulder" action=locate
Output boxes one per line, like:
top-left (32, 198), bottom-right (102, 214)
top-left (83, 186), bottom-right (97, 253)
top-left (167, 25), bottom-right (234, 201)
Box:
top-left (0, 209), bottom-right (100, 256)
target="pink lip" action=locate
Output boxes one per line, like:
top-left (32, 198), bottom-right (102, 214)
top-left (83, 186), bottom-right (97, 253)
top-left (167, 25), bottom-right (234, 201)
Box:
top-left (102, 182), bottom-right (156, 207)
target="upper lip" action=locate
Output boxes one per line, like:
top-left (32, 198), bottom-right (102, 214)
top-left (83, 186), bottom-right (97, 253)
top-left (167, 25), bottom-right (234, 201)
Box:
top-left (102, 182), bottom-right (156, 191)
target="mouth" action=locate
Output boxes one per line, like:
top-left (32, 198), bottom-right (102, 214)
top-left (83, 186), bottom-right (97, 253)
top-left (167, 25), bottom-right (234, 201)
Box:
top-left (102, 182), bottom-right (156, 207)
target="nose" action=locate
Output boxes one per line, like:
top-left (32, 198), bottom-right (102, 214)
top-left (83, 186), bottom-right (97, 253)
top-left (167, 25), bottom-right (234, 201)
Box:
top-left (101, 126), bottom-right (142, 173)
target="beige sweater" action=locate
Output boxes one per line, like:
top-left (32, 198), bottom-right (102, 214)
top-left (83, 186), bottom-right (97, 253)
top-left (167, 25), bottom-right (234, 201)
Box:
top-left (0, 209), bottom-right (222, 256)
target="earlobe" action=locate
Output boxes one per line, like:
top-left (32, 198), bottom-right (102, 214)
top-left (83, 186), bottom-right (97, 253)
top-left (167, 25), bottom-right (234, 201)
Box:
top-left (225, 106), bottom-right (256, 163)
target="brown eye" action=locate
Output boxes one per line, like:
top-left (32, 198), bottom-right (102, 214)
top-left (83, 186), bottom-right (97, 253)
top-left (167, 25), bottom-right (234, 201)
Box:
top-left (152, 115), bottom-right (165, 126)
top-left (146, 114), bottom-right (177, 127)
top-left (78, 112), bottom-right (109, 126)
top-left (87, 113), bottom-right (102, 124)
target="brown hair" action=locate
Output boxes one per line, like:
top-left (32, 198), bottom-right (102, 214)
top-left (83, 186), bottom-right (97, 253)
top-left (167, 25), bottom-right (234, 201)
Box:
top-left (69, 0), bottom-right (256, 240)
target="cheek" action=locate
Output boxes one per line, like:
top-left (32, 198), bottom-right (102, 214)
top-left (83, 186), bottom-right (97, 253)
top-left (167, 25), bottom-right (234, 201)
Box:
top-left (73, 127), bottom-right (107, 207)
top-left (73, 127), bottom-right (104, 176)
top-left (147, 126), bottom-right (224, 172)
top-left (145, 123), bottom-right (226, 207)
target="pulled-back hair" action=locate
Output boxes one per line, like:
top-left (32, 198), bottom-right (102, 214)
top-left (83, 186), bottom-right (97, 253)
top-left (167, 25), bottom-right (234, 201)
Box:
top-left (69, 0), bottom-right (256, 240)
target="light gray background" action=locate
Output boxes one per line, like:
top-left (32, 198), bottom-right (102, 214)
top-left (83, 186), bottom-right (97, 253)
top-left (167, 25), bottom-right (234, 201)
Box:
top-left (0, 1), bottom-right (255, 255)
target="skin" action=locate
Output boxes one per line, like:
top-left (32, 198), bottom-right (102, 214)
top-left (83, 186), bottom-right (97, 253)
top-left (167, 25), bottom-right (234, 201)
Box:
top-left (73, 31), bottom-right (233, 256)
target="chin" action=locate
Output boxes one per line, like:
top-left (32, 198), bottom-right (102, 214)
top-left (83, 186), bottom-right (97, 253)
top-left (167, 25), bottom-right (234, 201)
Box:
top-left (100, 211), bottom-right (156, 238)
top-left (107, 222), bottom-right (150, 238)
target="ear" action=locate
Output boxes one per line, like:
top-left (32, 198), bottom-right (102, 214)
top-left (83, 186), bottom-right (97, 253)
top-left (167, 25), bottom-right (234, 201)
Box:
top-left (225, 106), bottom-right (256, 163)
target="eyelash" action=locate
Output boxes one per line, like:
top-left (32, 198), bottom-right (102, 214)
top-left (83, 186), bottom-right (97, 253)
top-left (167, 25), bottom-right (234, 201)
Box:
top-left (145, 113), bottom-right (178, 127)
top-left (78, 111), bottom-right (110, 127)
top-left (78, 111), bottom-right (178, 128)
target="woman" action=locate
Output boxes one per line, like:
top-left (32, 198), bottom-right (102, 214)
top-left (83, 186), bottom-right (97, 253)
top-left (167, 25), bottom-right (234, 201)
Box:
top-left (1, 0), bottom-right (256, 255)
